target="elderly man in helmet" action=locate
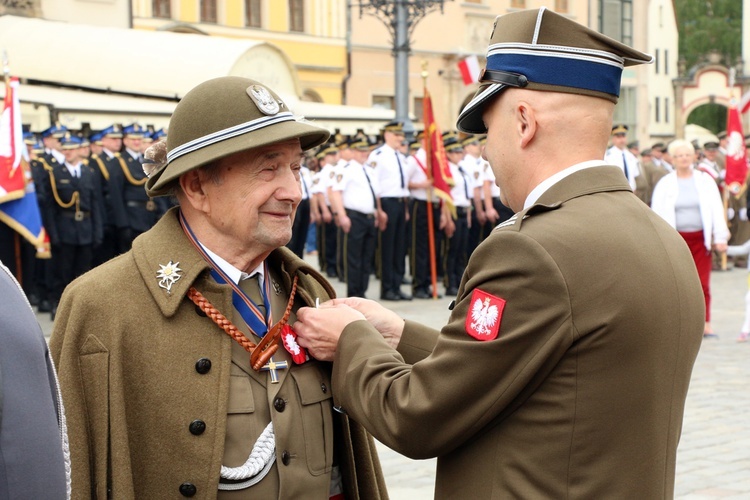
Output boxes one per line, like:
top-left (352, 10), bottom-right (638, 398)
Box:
top-left (50, 77), bottom-right (387, 499)
top-left (294, 8), bottom-right (704, 498)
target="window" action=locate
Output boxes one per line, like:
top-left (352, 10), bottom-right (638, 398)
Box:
top-left (654, 49), bottom-right (660, 74)
top-left (373, 95), bottom-right (395, 111)
top-left (599, 0), bottom-right (633, 46)
top-left (655, 96), bottom-right (660, 123)
top-left (664, 50), bottom-right (669, 76)
top-left (510, 0), bottom-right (526, 8)
top-left (153, 0), bottom-right (171, 18)
top-left (414, 97), bottom-right (424, 121)
top-left (289, 0), bottom-right (304, 32)
top-left (245, 0), bottom-right (261, 28)
top-left (201, 0), bottom-right (217, 23)
top-left (555, 0), bottom-right (568, 12)
top-left (665, 97), bottom-right (670, 123)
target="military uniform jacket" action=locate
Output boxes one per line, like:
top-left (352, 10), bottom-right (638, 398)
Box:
top-left (49, 208), bottom-right (387, 499)
top-left (110, 151), bottom-right (167, 232)
top-left (331, 166), bottom-right (704, 498)
top-left (88, 153), bottom-right (129, 229)
top-left (41, 161), bottom-right (104, 246)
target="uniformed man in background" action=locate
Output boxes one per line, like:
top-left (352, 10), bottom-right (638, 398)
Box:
top-left (110, 123), bottom-right (167, 249)
top-left (30, 123), bottom-right (68, 314)
top-left (40, 132), bottom-right (103, 320)
top-left (370, 120), bottom-right (411, 301)
top-left (329, 136), bottom-right (385, 297)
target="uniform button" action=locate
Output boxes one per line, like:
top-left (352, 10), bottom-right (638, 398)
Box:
top-left (195, 358), bottom-right (212, 374)
top-left (273, 397), bottom-right (286, 412)
top-left (189, 420), bottom-right (206, 435)
top-left (194, 305), bottom-right (207, 317)
top-left (320, 383), bottom-right (328, 393)
top-left (179, 482), bottom-right (197, 497)
top-left (281, 450), bottom-right (291, 465)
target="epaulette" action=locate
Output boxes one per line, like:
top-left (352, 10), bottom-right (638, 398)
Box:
top-left (375, 148), bottom-right (383, 155)
top-left (492, 202), bottom-right (562, 233)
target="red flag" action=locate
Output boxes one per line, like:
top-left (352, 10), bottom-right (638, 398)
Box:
top-left (0, 76), bottom-right (26, 203)
top-left (724, 104), bottom-right (748, 196)
top-left (422, 88), bottom-right (454, 210)
top-left (457, 55), bottom-right (480, 86)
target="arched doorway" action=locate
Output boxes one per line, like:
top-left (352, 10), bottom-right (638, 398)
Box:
top-left (674, 64), bottom-right (750, 138)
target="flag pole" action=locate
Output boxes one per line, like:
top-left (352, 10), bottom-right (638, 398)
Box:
top-left (422, 61), bottom-right (439, 299)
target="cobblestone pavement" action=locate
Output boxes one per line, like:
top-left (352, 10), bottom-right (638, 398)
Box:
top-left (38, 256), bottom-right (750, 499)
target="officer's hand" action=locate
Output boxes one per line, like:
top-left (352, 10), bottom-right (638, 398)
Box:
top-left (322, 210), bottom-right (332, 223)
top-left (339, 215), bottom-right (351, 233)
top-left (294, 303), bottom-right (366, 361)
top-left (326, 297), bottom-right (405, 349)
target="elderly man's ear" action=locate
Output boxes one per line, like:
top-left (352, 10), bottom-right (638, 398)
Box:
top-left (178, 169), bottom-right (210, 211)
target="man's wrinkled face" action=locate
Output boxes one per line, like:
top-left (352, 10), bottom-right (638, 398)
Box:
top-left (198, 138), bottom-right (304, 256)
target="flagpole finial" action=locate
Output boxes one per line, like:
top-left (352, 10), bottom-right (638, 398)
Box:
top-left (421, 60), bottom-right (429, 86)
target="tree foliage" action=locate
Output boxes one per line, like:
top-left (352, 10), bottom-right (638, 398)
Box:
top-left (675, 0), bottom-right (742, 71)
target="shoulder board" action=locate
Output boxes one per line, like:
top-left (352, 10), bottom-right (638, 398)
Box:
top-left (375, 149), bottom-right (383, 155)
top-left (82, 159), bottom-right (89, 166)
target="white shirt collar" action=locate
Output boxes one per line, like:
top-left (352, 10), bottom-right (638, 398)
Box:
top-left (199, 242), bottom-right (265, 288)
top-left (524, 160), bottom-right (607, 209)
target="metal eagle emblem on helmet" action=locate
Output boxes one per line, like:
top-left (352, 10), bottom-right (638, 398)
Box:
top-left (247, 84), bottom-right (281, 115)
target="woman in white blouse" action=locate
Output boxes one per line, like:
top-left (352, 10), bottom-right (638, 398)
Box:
top-left (651, 139), bottom-right (729, 338)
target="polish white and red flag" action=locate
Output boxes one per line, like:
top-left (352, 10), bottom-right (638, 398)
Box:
top-left (457, 55), bottom-right (481, 86)
top-left (724, 103), bottom-right (748, 195)
top-left (739, 90), bottom-right (750, 114)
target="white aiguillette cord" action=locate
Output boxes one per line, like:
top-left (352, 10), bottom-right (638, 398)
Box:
top-left (219, 422), bottom-right (276, 490)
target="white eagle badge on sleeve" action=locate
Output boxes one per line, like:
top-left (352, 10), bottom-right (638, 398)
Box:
top-left (465, 288), bottom-right (505, 341)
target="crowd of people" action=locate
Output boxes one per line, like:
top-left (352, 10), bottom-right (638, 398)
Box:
top-left (607, 126), bottom-right (750, 340)
top-left (292, 123), bottom-right (514, 302)
top-left (0, 123), bottom-right (171, 321)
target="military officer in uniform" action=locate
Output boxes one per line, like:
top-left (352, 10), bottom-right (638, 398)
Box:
top-left (406, 131), bottom-right (447, 299)
top-left (87, 126), bottom-right (124, 265)
top-left (295, 8), bottom-right (703, 498)
top-left (30, 123), bottom-right (68, 314)
top-left (312, 143), bottom-right (339, 277)
top-left (604, 124), bottom-right (649, 203)
top-left (329, 137), bottom-right (384, 298)
top-left (49, 76), bottom-right (387, 499)
top-left (41, 133), bottom-right (103, 319)
top-left (460, 133), bottom-right (489, 254)
top-left (369, 120), bottom-right (411, 301)
top-left (110, 123), bottom-right (167, 249)
top-left (444, 135), bottom-right (473, 296)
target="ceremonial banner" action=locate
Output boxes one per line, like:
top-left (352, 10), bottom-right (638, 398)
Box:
top-left (724, 104), bottom-right (748, 196)
top-left (0, 74), bottom-right (48, 253)
top-left (457, 55), bottom-right (481, 85)
top-left (0, 76), bottom-right (25, 203)
top-left (422, 87), bottom-right (454, 209)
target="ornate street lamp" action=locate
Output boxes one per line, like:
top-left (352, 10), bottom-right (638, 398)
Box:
top-left (353, 0), bottom-right (448, 137)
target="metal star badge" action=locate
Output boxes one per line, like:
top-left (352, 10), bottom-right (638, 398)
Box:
top-left (156, 261), bottom-right (182, 294)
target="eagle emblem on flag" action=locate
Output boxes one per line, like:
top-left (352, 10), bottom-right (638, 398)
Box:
top-left (465, 288), bottom-right (505, 341)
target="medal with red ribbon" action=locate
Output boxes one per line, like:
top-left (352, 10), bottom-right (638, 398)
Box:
top-left (282, 324), bottom-right (309, 364)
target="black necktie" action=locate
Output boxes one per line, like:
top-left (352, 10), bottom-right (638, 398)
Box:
top-left (395, 151), bottom-right (405, 189)
top-left (622, 152), bottom-right (630, 181)
top-left (362, 165), bottom-right (377, 209)
top-left (458, 167), bottom-right (469, 199)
